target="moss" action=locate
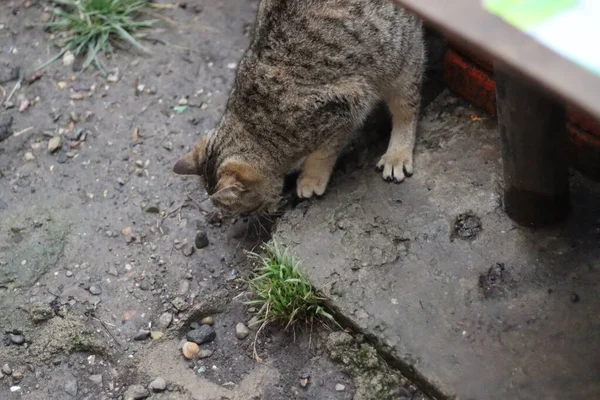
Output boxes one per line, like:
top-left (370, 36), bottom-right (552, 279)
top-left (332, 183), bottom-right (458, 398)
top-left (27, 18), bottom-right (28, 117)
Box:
top-left (29, 316), bottom-right (104, 361)
top-left (326, 332), bottom-right (403, 400)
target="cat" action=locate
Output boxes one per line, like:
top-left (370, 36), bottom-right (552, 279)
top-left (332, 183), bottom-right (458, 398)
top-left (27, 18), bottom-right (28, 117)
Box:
top-left (174, 0), bottom-right (425, 215)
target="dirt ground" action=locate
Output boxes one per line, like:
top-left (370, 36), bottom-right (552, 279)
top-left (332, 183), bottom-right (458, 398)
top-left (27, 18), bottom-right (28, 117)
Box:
top-left (0, 1), bottom-right (431, 399)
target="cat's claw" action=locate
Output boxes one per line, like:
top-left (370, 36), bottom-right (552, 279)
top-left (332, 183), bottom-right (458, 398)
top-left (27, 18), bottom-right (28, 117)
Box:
top-left (296, 174), bottom-right (329, 199)
top-left (376, 146), bottom-right (413, 183)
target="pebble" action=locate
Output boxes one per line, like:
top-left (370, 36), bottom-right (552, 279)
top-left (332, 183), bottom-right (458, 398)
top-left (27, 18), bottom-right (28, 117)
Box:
top-left (124, 384), bottom-right (150, 400)
top-left (149, 376), bottom-right (167, 392)
top-left (57, 151), bottom-right (68, 164)
top-left (176, 280), bottom-right (190, 296)
top-left (89, 374), bottom-right (102, 385)
top-left (157, 312), bottom-right (173, 330)
top-left (335, 383), bottom-right (346, 392)
top-left (48, 136), bottom-right (62, 153)
top-left (62, 51), bottom-right (75, 66)
top-left (236, 323), bottom-right (250, 340)
top-left (65, 270), bottom-right (73, 277)
top-left (64, 379), bottom-right (78, 396)
top-left (133, 329), bottom-right (150, 341)
top-left (201, 316), bottom-right (214, 326)
top-left (171, 297), bottom-right (188, 311)
top-left (144, 203), bottom-right (160, 213)
top-left (571, 293), bottom-right (580, 303)
top-left (88, 285), bottom-right (102, 295)
top-left (194, 231), bottom-right (209, 249)
top-left (182, 243), bottom-right (195, 257)
top-left (198, 349), bottom-right (213, 359)
top-left (107, 266), bottom-right (119, 277)
top-left (2, 364), bottom-right (11, 375)
top-left (186, 325), bottom-right (216, 345)
top-left (182, 341), bottom-right (200, 360)
top-left (11, 367), bottom-right (24, 381)
top-left (24, 152), bottom-right (35, 161)
top-left (9, 334), bottom-right (25, 345)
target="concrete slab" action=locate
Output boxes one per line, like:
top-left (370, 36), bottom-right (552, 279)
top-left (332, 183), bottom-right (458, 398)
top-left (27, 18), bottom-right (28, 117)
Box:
top-left (274, 91), bottom-right (600, 400)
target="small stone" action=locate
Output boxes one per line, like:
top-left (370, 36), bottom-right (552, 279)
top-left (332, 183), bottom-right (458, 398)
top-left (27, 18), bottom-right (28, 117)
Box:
top-left (171, 297), bottom-right (188, 311)
top-left (62, 51), bottom-right (75, 66)
top-left (157, 312), bottom-right (173, 330)
top-left (186, 325), bottom-right (216, 345)
top-left (182, 341), bottom-right (200, 360)
top-left (335, 383), bottom-right (346, 392)
top-left (149, 377), bottom-right (167, 392)
top-left (194, 231), bottom-right (209, 249)
top-left (11, 367), bottom-right (24, 381)
top-left (89, 374), bottom-right (102, 385)
top-left (107, 266), bottom-right (119, 277)
top-left (64, 378), bottom-right (78, 397)
top-left (9, 334), bottom-right (25, 345)
top-left (571, 293), bottom-right (580, 303)
top-left (139, 280), bottom-right (151, 291)
top-left (182, 244), bottom-right (195, 257)
top-left (133, 329), bottom-right (150, 341)
top-left (176, 280), bottom-right (190, 296)
top-left (2, 364), bottom-right (11, 375)
top-left (57, 151), bottom-right (68, 164)
top-left (151, 331), bottom-right (164, 340)
top-left (48, 136), bottom-right (62, 153)
top-left (200, 316), bottom-right (214, 326)
top-left (65, 270), bottom-right (73, 277)
top-left (300, 374), bottom-right (310, 388)
top-left (24, 152), bottom-right (35, 161)
top-left (198, 349), bottom-right (213, 359)
top-left (144, 203), bottom-right (160, 213)
top-left (247, 315), bottom-right (261, 331)
top-left (124, 384), bottom-right (150, 400)
top-left (88, 285), bottom-right (102, 295)
top-left (236, 323), bottom-right (250, 340)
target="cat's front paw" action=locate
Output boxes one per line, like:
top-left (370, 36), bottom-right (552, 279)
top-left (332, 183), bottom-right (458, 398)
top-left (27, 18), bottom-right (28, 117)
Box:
top-left (296, 173), bottom-right (330, 199)
top-left (376, 146), bottom-right (414, 183)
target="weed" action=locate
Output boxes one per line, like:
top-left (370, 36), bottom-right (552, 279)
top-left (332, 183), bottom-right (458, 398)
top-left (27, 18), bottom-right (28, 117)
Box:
top-left (37, 0), bottom-right (155, 74)
top-left (246, 243), bottom-right (338, 354)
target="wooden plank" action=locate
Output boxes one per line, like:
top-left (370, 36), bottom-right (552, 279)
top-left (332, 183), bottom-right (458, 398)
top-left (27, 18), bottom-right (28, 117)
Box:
top-left (392, 0), bottom-right (600, 120)
top-left (495, 65), bottom-right (570, 226)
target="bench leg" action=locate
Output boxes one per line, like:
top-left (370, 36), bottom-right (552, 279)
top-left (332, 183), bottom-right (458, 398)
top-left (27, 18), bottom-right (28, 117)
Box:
top-left (494, 64), bottom-right (570, 227)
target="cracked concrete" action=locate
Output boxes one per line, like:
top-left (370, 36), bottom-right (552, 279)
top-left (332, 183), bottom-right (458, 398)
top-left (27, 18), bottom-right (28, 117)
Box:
top-left (275, 91), bottom-right (600, 400)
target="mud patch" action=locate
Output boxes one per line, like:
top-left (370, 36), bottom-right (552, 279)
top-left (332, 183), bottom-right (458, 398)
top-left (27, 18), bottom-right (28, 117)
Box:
top-left (452, 211), bottom-right (482, 240)
top-left (479, 263), bottom-right (514, 299)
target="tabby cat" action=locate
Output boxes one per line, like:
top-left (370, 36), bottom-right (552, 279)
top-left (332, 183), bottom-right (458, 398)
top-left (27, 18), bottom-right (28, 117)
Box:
top-left (174, 0), bottom-right (425, 214)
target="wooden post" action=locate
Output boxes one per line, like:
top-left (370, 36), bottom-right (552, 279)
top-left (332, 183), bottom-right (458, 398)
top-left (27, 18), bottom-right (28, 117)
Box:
top-left (495, 64), bottom-right (570, 226)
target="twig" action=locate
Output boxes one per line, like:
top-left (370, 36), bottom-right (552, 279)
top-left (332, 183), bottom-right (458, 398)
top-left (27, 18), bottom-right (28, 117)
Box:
top-left (5, 77), bottom-right (22, 105)
top-left (14, 126), bottom-right (34, 137)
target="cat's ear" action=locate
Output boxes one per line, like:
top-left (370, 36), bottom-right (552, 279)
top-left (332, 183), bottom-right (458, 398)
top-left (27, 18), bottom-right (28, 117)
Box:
top-left (211, 160), bottom-right (260, 203)
top-left (173, 136), bottom-right (207, 176)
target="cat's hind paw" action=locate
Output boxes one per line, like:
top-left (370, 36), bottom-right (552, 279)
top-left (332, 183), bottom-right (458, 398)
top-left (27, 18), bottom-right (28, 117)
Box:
top-left (296, 174), bottom-right (330, 199)
top-left (376, 146), bottom-right (413, 183)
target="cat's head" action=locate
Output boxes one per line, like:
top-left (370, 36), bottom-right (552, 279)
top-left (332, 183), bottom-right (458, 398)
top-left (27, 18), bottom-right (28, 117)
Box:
top-left (173, 135), bottom-right (282, 215)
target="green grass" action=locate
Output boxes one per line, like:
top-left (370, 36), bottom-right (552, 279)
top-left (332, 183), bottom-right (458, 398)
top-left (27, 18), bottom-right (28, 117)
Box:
top-left (37, 0), bottom-right (155, 74)
top-left (246, 243), bottom-right (337, 330)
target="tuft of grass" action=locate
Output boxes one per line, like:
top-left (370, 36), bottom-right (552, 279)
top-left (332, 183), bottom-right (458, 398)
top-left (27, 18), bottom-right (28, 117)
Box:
top-left (37, 0), bottom-right (155, 74)
top-left (246, 242), bottom-right (338, 361)
top-left (246, 242), bottom-right (337, 330)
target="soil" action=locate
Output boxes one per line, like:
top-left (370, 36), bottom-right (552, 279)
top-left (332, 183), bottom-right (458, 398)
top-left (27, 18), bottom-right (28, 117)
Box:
top-left (0, 1), bottom-right (431, 400)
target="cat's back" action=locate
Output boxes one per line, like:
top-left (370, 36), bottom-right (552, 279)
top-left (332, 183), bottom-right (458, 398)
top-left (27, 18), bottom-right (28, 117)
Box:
top-left (246, 0), bottom-right (422, 82)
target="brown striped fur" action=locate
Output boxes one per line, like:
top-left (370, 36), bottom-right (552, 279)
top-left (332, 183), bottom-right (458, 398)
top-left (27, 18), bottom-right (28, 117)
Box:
top-left (174, 0), bottom-right (425, 214)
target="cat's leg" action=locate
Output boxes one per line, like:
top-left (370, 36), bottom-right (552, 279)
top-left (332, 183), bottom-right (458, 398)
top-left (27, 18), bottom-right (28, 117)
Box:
top-left (297, 134), bottom-right (348, 199)
top-left (377, 64), bottom-right (423, 183)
